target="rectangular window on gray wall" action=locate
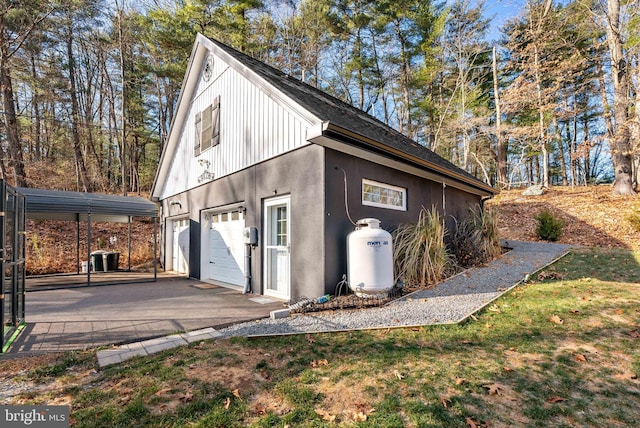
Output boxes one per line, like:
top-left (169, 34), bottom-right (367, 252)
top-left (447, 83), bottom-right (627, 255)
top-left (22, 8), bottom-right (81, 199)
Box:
top-left (194, 96), bottom-right (221, 156)
top-left (362, 178), bottom-right (407, 211)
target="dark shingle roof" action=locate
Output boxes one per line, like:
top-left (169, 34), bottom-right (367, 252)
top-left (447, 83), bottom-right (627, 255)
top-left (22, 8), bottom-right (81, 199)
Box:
top-left (211, 39), bottom-right (494, 194)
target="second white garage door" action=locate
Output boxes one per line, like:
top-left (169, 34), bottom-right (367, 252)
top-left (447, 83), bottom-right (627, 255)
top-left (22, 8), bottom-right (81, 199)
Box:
top-left (206, 208), bottom-right (245, 287)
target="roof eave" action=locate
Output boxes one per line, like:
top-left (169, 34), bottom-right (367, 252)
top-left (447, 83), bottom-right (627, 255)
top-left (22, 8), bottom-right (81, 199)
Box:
top-left (308, 122), bottom-right (496, 196)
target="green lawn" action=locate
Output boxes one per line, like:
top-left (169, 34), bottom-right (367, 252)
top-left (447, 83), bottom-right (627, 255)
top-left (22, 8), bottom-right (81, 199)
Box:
top-left (3, 248), bottom-right (639, 427)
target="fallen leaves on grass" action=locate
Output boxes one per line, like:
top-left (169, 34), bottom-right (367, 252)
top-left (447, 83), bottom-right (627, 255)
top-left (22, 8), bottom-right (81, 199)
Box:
top-left (629, 330), bottom-right (640, 338)
top-left (538, 270), bottom-right (565, 281)
top-left (315, 408), bottom-right (336, 422)
top-left (614, 372), bottom-right (638, 381)
top-left (348, 410), bottom-right (368, 422)
top-left (549, 315), bottom-right (564, 325)
top-left (488, 304), bottom-right (502, 313)
top-left (392, 369), bottom-right (405, 380)
top-left (305, 334), bottom-right (316, 344)
top-left (574, 354), bottom-right (588, 363)
top-left (154, 387), bottom-right (172, 396)
top-left (440, 395), bottom-right (453, 408)
top-left (466, 416), bottom-right (489, 427)
top-left (484, 383), bottom-right (505, 396)
top-left (224, 397), bottom-right (231, 409)
top-left (311, 359), bottom-right (329, 368)
top-left (547, 396), bottom-right (568, 404)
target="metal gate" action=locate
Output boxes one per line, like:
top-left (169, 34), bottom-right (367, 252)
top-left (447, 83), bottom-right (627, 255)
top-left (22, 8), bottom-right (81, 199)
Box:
top-left (1, 181), bottom-right (26, 353)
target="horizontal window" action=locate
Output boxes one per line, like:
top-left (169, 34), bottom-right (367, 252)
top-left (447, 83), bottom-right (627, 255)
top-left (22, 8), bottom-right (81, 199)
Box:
top-left (362, 179), bottom-right (407, 211)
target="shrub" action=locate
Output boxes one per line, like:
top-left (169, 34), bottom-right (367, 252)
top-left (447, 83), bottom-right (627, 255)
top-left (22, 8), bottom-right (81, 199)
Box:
top-left (392, 206), bottom-right (452, 287)
top-left (534, 210), bottom-right (564, 241)
top-left (627, 207), bottom-right (640, 233)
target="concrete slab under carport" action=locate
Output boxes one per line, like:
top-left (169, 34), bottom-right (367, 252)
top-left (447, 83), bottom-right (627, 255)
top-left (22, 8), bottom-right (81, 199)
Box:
top-left (6, 276), bottom-right (284, 355)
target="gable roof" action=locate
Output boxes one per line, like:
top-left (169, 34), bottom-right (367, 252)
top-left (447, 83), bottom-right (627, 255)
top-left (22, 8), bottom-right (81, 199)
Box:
top-left (152, 34), bottom-right (495, 200)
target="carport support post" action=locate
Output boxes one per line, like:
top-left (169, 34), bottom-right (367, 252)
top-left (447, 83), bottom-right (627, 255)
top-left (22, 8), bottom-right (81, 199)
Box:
top-left (128, 216), bottom-right (131, 271)
top-left (153, 217), bottom-right (157, 280)
top-left (76, 215), bottom-right (80, 274)
top-left (87, 212), bottom-right (91, 286)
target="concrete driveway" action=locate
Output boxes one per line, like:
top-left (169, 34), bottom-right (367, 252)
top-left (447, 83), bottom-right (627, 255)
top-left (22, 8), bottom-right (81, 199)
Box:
top-left (7, 276), bottom-right (284, 354)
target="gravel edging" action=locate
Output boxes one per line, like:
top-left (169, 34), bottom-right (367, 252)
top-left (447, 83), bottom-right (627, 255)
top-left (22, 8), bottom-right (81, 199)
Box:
top-left (218, 240), bottom-right (572, 338)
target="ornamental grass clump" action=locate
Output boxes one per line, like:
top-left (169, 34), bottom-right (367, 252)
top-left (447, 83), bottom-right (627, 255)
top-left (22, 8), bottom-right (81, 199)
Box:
top-left (392, 206), bottom-right (451, 287)
top-left (450, 205), bottom-right (501, 268)
top-left (534, 209), bottom-right (564, 241)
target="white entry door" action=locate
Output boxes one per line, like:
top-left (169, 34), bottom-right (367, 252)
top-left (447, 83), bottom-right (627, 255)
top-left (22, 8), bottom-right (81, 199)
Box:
top-left (207, 209), bottom-right (245, 286)
top-left (172, 218), bottom-right (189, 275)
top-left (264, 196), bottom-right (291, 299)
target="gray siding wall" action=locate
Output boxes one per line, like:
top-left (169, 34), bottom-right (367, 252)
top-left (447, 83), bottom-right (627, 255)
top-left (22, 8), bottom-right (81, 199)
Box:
top-left (163, 144), bottom-right (484, 300)
top-left (323, 148), bottom-right (483, 292)
top-left (162, 144), bottom-right (326, 299)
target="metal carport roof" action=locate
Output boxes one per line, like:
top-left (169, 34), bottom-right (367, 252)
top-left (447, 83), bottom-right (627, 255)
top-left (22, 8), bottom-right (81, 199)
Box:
top-left (17, 187), bottom-right (158, 222)
top-left (18, 187), bottom-right (159, 287)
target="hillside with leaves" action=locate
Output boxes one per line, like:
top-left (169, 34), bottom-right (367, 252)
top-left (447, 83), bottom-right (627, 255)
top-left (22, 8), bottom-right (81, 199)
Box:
top-left (488, 186), bottom-right (640, 250)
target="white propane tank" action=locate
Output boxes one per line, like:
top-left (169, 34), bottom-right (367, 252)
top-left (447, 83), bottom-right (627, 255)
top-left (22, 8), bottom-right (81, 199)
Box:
top-left (347, 218), bottom-right (394, 298)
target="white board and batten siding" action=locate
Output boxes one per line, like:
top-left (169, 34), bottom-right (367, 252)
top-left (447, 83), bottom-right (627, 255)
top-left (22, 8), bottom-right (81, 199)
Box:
top-left (159, 51), bottom-right (316, 200)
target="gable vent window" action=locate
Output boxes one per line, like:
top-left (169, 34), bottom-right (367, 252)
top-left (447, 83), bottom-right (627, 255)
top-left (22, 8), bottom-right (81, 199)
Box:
top-left (194, 96), bottom-right (220, 156)
top-left (362, 179), bottom-right (407, 211)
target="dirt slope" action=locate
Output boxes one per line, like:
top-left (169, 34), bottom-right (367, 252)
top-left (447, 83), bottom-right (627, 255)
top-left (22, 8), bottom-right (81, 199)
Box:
top-left (487, 186), bottom-right (640, 250)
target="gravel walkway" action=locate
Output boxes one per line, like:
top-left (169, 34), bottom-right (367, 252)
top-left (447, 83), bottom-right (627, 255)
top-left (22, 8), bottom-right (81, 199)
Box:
top-left (219, 241), bottom-right (572, 338)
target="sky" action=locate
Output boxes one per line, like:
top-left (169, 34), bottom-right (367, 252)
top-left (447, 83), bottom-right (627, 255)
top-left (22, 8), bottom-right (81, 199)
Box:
top-left (480, 0), bottom-right (527, 42)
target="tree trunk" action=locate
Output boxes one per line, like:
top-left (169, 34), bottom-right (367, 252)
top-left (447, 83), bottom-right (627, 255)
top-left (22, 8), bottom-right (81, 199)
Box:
top-left (493, 47), bottom-right (507, 189)
top-left (554, 116), bottom-right (568, 186)
top-left (117, 3), bottom-right (127, 195)
top-left (605, 0), bottom-right (635, 195)
top-left (30, 53), bottom-right (41, 161)
top-left (533, 44), bottom-right (549, 187)
top-left (395, 20), bottom-right (413, 139)
top-left (0, 44), bottom-right (26, 186)
top-left (596, 58), bottom-right (614, 140)
top-left (66, 26), bottom-right (91, 192)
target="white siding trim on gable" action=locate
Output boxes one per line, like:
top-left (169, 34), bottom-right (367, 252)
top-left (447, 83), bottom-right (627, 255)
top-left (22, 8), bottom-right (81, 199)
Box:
top-left (158, 50), bottom-right (316, 200)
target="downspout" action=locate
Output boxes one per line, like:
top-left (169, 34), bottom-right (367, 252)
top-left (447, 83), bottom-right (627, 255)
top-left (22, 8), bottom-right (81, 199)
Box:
top-left (480, 195), bottom-right (494, 209)
top-left (442, 182), bottom-right (446, 215)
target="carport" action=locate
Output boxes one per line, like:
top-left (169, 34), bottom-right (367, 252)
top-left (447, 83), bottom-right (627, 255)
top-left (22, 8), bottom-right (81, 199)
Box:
top-left (19, 187), bottom-right (159, 288)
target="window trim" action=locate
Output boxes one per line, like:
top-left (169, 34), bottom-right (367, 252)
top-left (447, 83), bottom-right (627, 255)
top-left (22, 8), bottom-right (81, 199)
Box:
top-left (362, 178), bottom-right (407, 211)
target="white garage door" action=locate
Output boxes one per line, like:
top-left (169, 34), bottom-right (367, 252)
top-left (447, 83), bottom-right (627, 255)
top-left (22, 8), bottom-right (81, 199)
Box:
top-left (207, 209), bottom-right (245, 286)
